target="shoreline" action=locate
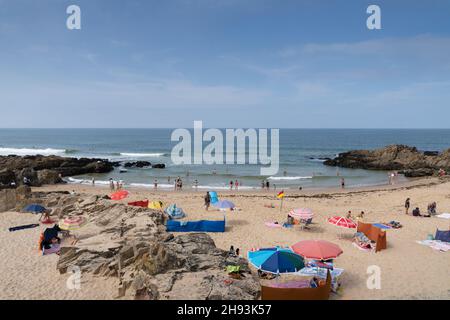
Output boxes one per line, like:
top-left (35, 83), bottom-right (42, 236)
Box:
top-left (54, 175), bottom-right (443, 198)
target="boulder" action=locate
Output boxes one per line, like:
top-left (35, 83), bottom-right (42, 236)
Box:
top-left (37, 169), bottom-right (62, 185)
top-left (323, 144), bottom-right (450, 176)
top-left (151, 164), bottom-right (166, 169)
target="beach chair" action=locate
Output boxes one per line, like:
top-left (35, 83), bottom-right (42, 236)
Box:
top-left (299, 218), bottom-right (313, 230)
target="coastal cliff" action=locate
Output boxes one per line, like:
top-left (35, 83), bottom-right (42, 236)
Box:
top-left (323, 144), bottom-right (450, 177)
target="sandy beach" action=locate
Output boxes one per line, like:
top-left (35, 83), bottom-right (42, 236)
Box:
top-left (0, 177), bottom-right (448, 300)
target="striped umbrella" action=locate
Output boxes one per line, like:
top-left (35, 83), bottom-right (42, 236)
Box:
top-left (59, 216), bottom-right (87, 231)
top-left (327, 216), bottom-right (357, 229)
top-left (289, 208), bottom-right (314, 220)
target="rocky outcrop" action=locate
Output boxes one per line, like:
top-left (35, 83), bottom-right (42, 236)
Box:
top-left (123, 161), bottom-right (151, 168)
top-left (151, 164), bottom-right (166, 169)
top-left (323, 145), bottom-right (450, 177)
top-left (30, 192), bottom-right (259, 300)
top-left (0, 155), bottom-right (114, 186)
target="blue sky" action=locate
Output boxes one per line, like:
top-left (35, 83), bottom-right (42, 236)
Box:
top-left (0, 0), bottom-right (450, 128)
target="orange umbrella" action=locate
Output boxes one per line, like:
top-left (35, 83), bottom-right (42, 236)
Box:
top-left (110, 190), bottom-right (129, 200)
top-left (291, 240), bottom-right (343, 260)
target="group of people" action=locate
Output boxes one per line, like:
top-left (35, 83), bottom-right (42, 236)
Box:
top-left (109, 178), bottom-right (123, 191)
top-left (405, 197), bottom-right (437, 217)
top-left (229, 180), bottom-right (240, 190)
top-left (261, 180), bottom-right (271, 190)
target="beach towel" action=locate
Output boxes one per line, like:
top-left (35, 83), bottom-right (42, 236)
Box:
top-left (352, 242), bottom-right (373, 252)
top-left (416, 240), bottom-right (450, 252)
top-left (8, 224), bottom-right (40, 232)
top-left (40, 218), bottom-right (56, 225)
top-left (373, 223), bottom-right (392, 230)
top-left (42, 244), bottom-right (60, 255)
top-left (436, 213), bottom-right (450, 219)
top-left (226, 265), bottom-right (241, 274)
top-left (265, 222), bottom-right (282, 228)
top-left (166, 219), bottom-right (225, 232)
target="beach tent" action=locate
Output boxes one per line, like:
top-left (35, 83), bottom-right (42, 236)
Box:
top-left (165, 204), bottom-right (186, 219)
top-left (209, 191), bottom-right (219, 204)
top-left (24, 204), bottom-right (46, 214)
top-left (435, 229), bottom-right (450, 242)
top-left (166, 218), bottom-right (225, 232)
top-left (357, 222), bottom-right (387, 252)
top-left (261, 270), bottom-right (332, 300)
top-left (148, 200), bottom-right (164, 210)
top-left (128, 200), bottom-right (149, 208)
top-left (247, 247), bottom-right (305, 274)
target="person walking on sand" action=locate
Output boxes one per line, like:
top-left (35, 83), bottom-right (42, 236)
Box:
top-left (266, 180), bottom-right (270, 190)
top-left (109, 178), bottom-right (114, 191)
top-left (229, 180), bottom-right (233, 190)
top-left (261, 180), bottom-right (265, 190)
top-left (405, 198), bottom-right (410, 215)
top-left (204, 192), bottom-right (211, 211)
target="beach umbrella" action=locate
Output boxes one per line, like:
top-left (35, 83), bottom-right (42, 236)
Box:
top-left (110, 190), bottom-right (129, 201)
top-left (24, 204), bottom-right (46, 214)
top-left (291, 240), bottom-right (343, 260)
top-left (327, 216), bottom-right (357, 229)
top-left (213, 200), bottom-right (235, 210)
top-left (289, 208), bottom-right (314, 220)
top-left (247, 247), bottom-right (305, 274)
top-left (59, 216), bottom-right (87, 231)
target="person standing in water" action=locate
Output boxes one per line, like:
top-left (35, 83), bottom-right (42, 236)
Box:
top-left (229, 180), bottom-right (233, 190)
top-left (109, 178), bottom-right (114, 191)
top-left (92, 177), bottom-right (95, 186)
top-left (193, 179), bottom-right (199, 190)
top-left (340, 178), bottom-right (345, 189)
top-left (234, 180), bottom-right (239, 190)
top-left (154, 178), bottom-right (158, 190)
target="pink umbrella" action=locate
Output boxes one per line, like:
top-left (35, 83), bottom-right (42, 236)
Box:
top-left (291, 240), bottom-right (343, 260)
top-left (328, 216), bottom-right (357, 229)
top-left (289, 208), bottom-right (314, 220)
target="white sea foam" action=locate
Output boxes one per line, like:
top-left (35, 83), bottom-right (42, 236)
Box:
top-left (129, 183), bottom-right (174, 189)
top-left (0, 147), bottom-right (66, 156)
top-left (67, 177), bottom-right (110, 185)
top-left (267, 176), bottom-right (313, 181)
top-left (120, 152), bottom-right (165, 157)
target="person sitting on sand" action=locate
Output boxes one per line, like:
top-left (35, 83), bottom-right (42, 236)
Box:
top-left (235, 248), bottom-right (240, 256)
top-left (356, 211), bottom-right (365, 219)
top-left (39, 208), bottom-right (52, 222)
top-left (229, 245), bottom-right (235, 256)
top-left (346, 211), bottom-right (353, 219)
top-left (427, 202), bottom-right (437, 216)
top-left (286, 215), bottom-right (294, 225)
top-left (412, 207), bottom-right (422, 217)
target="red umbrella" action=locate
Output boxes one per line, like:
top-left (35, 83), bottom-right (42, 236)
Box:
top-left (110, 190), bottom-right (129, 201)
top-left (291, 240), bottom-right (343, 260)
top-left (327, 216), bottom-right (357, 229)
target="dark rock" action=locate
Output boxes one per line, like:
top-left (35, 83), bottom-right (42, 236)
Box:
top-left (323, 144), bottom-right (450, 176)
top-left (0, 155), bottom-right (115, 186)
top-left (151, 164), bottom-right (166, 169)
top-left (423, 151), bottom-right (439, 156)
top-left (123, 161), bottom-right (151, 168)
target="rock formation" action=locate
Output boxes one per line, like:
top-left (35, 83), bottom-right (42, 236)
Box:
top-left (323, 144), bottom-right (450, 177)
top-left (0, 155), bottom-right (114, 187)
top-left (27, 192), bottom-right (260, 300)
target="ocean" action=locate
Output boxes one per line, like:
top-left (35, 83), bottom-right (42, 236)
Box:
top-left (1, 129), bottom-right (450, 190)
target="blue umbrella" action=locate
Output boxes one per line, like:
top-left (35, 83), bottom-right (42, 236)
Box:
top-left (24, 204), bottom-right (46, 214)
top-left (213, 200), bottom-right (235, 209)
top-left (247, 247), bottom-right (305, 274)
